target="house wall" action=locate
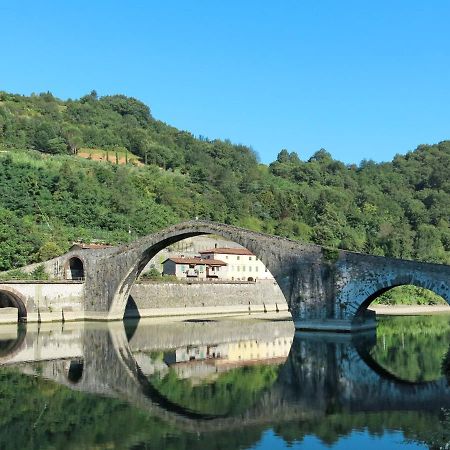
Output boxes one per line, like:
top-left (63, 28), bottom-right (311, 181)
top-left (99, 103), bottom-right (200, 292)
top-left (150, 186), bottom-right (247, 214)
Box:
top-left (202, 252), bottom-right (274, 281)
top-left (164, 261), bottom-right (215, 279)
top-left (206, 264), bottom-right (227, 279)
top-left (162, 260), bottom-right (177, 276)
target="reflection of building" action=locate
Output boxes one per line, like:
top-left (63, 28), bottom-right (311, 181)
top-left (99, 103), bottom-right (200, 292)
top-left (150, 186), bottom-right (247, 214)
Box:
top-left (163, 335), bottom-right (293, 380)
top-left (199, 248), bottom-right (274, 281)
top-left (162, 257), bottom-right (227, 279)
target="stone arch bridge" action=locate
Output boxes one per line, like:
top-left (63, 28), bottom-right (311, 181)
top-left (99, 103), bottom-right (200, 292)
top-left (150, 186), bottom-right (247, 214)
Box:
top-left (2, 221), bottom-right (450, 330)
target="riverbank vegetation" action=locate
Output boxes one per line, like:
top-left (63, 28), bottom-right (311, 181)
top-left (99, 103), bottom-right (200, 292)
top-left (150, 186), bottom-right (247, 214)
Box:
top-left (0, 91), bottom-right (449, 303)
top-left (374, 285), bottom-right (447, 305)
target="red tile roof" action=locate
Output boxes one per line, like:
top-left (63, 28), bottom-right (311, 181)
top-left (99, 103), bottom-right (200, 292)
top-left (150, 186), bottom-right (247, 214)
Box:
top-left (164, 257), bottom-right (227, 266)
top-left (199, 247), bottom-right (254, 256)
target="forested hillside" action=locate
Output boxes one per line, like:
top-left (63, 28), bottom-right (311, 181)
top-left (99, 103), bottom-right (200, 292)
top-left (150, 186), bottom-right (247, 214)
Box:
top-left (0, 90), bottom-right (449, 271)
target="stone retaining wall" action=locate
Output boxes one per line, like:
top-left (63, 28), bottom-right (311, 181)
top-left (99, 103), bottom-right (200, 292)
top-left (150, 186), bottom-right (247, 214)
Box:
top-left (0, 282), bottom-right (85, 323)
top-left (0, 280), bottom-right (288, 323)
top-left (128, 280), bottom-right (288, 318)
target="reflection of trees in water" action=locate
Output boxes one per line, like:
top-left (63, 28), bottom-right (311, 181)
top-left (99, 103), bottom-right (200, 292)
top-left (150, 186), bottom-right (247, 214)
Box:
top-left (403, 409), bottom-right (450, 450)
top-left (148, 364), bottom-right (281, 416)
top-left (2, 364), bottom-right (449, 450)
top-left (370, 316), bottom-right (450, 382)
top-left (0, 367), bottom-right (267, 450)
top-left (442, 348), bottom-right (450, 386)
top-left (273, 410), bottom-right (450, 449)
top-left (3, 316), bottom-right (450, 449)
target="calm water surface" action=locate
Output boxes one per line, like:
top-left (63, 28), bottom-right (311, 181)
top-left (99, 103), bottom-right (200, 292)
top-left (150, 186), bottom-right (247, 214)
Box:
top-left (0, 314), bottom-right (449, 449)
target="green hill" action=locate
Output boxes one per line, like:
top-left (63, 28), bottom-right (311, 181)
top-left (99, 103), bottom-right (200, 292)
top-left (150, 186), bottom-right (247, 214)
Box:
top-left (0, 90), bottom-right (449, 278)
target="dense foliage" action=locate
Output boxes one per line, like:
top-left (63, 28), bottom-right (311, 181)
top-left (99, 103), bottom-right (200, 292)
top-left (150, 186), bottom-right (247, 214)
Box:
top-left (0, 90), bottom-right (449, 274)
top-left (374, 285), bottom-right (446, 305)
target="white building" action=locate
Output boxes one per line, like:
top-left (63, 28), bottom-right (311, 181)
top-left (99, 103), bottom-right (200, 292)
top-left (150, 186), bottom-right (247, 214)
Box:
top-left (199, 248), bottom-right (274, 282)
top-left (162, 257), bottom-right (227, 279)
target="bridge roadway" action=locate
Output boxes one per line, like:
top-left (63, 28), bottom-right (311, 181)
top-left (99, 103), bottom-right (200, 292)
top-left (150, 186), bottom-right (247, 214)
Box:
top-left (2, 319), bottom-right (450, 433)
top-left (1, 221), bottom-right (450, 331)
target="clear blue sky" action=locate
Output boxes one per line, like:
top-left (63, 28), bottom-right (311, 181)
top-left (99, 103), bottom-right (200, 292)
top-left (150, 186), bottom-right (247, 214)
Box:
top-left (1, 0), bottom-right (449, 164)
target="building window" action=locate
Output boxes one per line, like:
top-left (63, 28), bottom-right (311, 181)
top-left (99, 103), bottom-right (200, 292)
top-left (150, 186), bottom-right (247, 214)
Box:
top-left (237, 266), bottom-right (240, 272)
top-left (237, 256), bottom-right (240, 260)
top-left (249, 257), bottom-right (252, 261)
top-left (249, 266), bottom-right (252, 272)
top-left (255, 266), bottom-right (259, 272)
top-left (242, 266), bottom-right (246, 272)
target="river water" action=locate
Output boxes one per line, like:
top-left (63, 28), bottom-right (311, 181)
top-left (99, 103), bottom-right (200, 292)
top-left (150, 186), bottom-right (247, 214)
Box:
top-left (0, 314), bottom-right (449, 449)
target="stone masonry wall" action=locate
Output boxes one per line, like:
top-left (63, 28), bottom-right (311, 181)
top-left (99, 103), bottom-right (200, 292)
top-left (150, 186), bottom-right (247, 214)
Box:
top-left (128, 280), bottom-right (288, 317)
top-left (0, 282), bottom-right (84, 323)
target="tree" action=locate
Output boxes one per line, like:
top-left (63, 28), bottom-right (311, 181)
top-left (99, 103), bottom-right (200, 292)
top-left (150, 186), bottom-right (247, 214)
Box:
top-left (64, 126), bottom-right (83, 155)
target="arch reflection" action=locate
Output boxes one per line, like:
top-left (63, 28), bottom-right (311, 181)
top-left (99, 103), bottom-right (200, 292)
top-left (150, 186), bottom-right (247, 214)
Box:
top-left (1, 317), bottom-right (450, 433)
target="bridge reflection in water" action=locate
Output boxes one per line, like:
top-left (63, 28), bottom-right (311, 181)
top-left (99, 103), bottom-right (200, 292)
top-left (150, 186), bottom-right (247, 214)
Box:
top-left (1, 317), bottom-right (450, 448)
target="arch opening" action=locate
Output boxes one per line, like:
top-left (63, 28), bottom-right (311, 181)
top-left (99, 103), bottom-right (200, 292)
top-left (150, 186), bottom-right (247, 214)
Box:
top-left (65, 257), bottom-right (84, 281)
top-left (353, 284), bottom-right (450, 324)
top-left (66, 359), bottom-right (84, 384)
top-left (0, 290), bottom-right (27, 321)
top-left (121, 233), bottom-right (289, 321)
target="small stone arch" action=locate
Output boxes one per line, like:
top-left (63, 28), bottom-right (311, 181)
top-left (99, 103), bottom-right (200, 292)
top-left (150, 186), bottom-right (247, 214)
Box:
top-left (0, 324), bottom-right (27, 362)
top-left (0, 287), bottom-right (27, 321)
top-left (353, 279), bottom-right (450, 322)
top-left (65, 256), bottom-right (85, 280)
top-left (64, 359), bottom-right (84, 384)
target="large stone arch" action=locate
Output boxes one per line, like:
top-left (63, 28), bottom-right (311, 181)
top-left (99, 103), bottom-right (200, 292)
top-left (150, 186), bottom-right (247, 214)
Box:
top-left (0, 285), bottom-right (28, 321)
top-left (87, 221), bottom-right (321, 320)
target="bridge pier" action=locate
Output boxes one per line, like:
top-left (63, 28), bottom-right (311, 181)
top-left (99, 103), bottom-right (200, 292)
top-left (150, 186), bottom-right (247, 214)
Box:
top-left (295, 309), bottom-right (377, 332)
